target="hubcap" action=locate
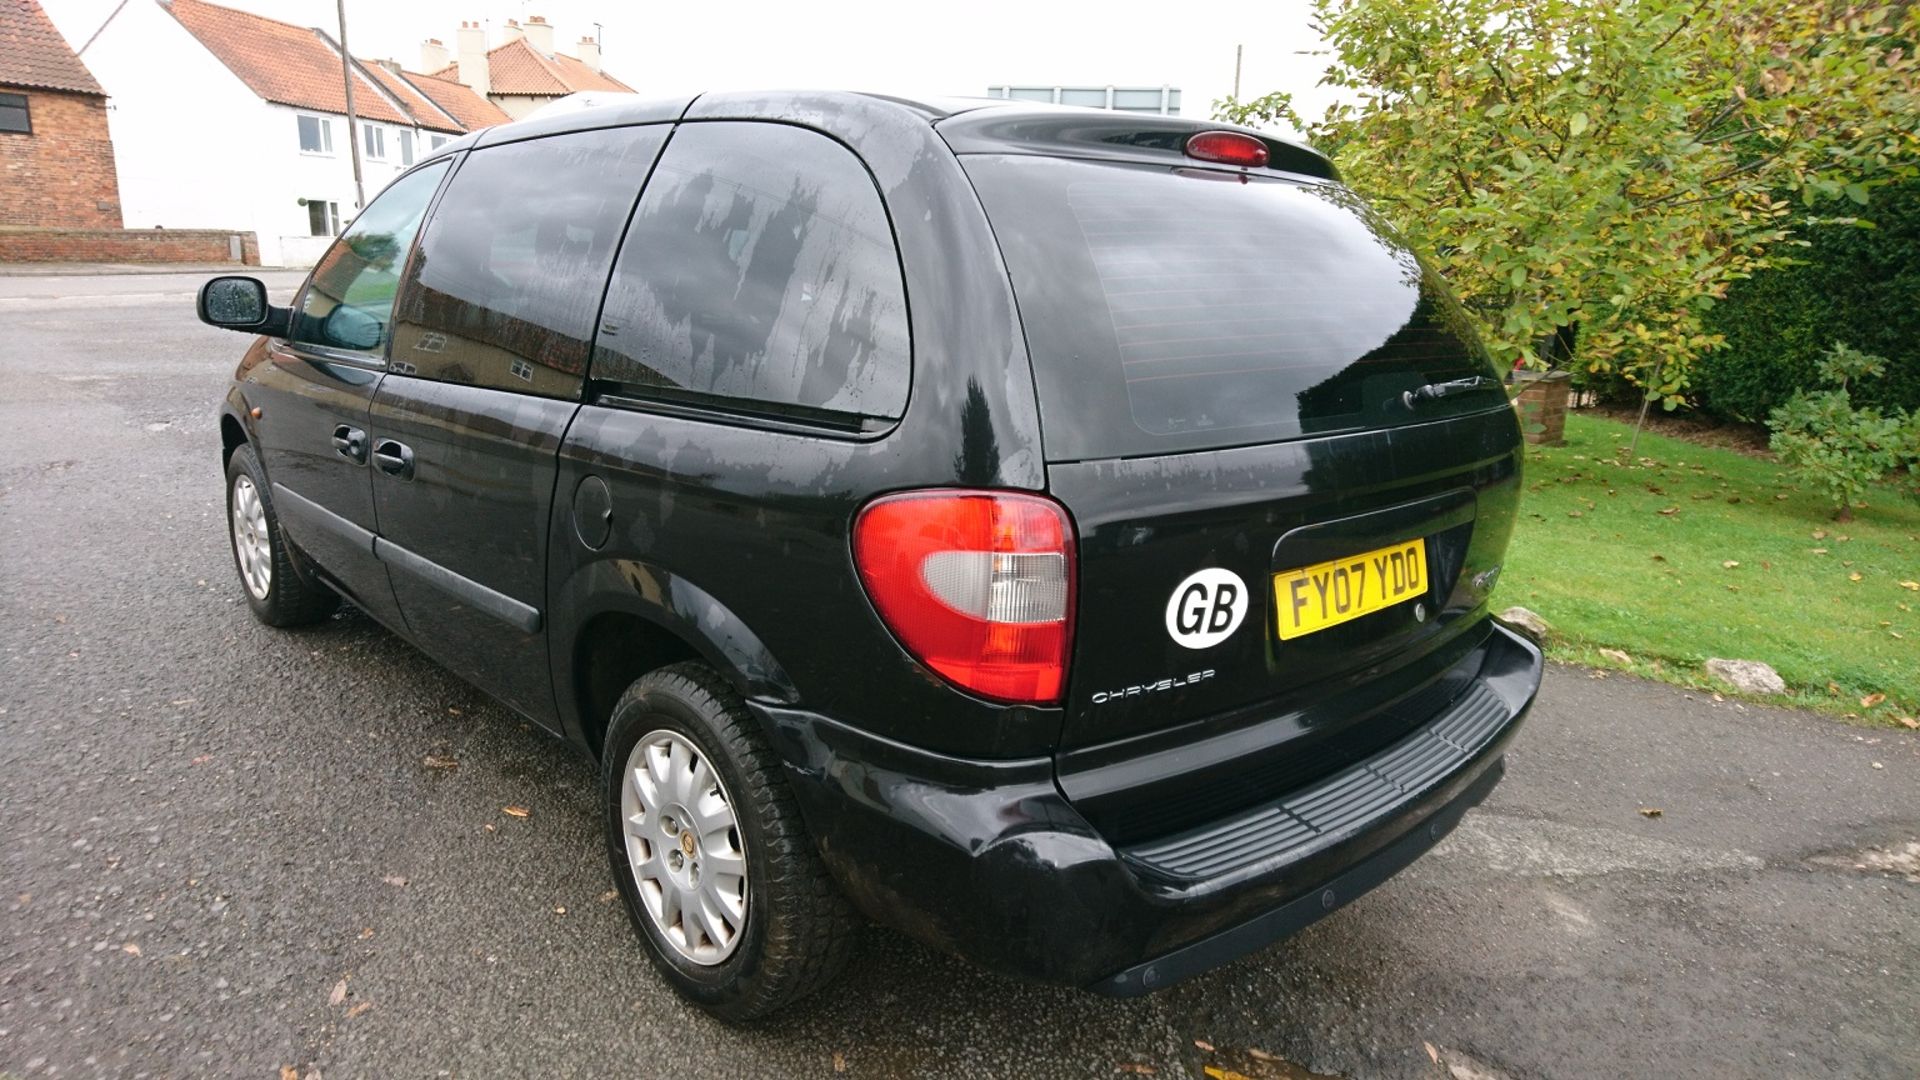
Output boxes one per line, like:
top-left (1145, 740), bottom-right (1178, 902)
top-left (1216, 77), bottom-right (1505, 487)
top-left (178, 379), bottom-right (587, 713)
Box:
top-left (620, 729), bottom-right (748, 965)
top-left (230, 474), bottom-right (272, 600)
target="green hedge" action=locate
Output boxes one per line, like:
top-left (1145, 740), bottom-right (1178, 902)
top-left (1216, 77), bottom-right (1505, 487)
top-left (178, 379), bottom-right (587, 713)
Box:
top-left (1696, 179), bottom-right (1920, 422)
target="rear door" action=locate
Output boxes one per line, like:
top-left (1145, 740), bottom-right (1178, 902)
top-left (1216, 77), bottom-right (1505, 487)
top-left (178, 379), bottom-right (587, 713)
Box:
top-left (369, 126), bottom-right (669, 727)
top-left (958, 153), bottom-right (1520, 752)
top-left (249, 160), bottom-right (450, 629)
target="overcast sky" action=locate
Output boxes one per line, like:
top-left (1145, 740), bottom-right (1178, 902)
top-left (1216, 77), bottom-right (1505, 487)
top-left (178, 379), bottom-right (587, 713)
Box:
top-left (45, 0), bottom-right (1335, 130)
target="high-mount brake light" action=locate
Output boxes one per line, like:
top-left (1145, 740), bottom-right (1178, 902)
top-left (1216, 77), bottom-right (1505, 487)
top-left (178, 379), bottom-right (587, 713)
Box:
top-left (1185, 131), bottom-right (1270, 169)
top-left (852, 490), bottom-right (1075, 705)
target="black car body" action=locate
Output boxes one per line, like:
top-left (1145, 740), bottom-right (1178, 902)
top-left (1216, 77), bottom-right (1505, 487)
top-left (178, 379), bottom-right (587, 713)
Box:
top-left (204, 91), bottom-right (1542, 1015)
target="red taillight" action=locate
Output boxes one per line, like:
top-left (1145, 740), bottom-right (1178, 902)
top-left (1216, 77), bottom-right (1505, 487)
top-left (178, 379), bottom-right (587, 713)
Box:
top-left (853, 490), bottom-right (1075, 705)
top-left (1185, 130), bottom-right (1270, 169)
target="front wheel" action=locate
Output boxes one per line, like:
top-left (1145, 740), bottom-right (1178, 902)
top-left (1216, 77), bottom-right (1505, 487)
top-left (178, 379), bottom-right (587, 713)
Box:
top-left (602, 662), bottom-right (856, 1021)
top-left (225, 444), bottom-right (337, 627)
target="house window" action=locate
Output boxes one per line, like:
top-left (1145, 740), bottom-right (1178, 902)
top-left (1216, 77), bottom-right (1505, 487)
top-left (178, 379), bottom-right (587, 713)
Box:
top-left (0, 93), bottom-right (28, 134)
top-left (398, 129), bottom-right (414, 166)
top-left (429, 134), bottom-right (449, 149)
top-left (362, 123), bottom-right (385, 160)
top-left (306, 199), bottom-right (341, 237)
top-left (297, 114), bottom-right (332, 153)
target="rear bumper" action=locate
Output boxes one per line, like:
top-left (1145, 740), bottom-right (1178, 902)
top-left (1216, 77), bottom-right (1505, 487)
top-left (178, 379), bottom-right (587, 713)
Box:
top-left (755, 621), bottom-right (1542, 991)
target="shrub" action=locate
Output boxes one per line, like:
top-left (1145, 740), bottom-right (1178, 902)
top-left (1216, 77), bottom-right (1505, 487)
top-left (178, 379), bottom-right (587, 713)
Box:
top-left (1698, 179), bottom-right (1920, 422)
top-left (1767, 344), bottom-right (1920, 521)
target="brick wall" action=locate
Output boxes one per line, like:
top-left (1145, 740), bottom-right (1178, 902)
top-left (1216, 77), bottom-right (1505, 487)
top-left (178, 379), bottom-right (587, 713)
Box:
top-left (0, 85), bottom-right (122, 228)
top-left (0, 227), bottom-right (260, 264)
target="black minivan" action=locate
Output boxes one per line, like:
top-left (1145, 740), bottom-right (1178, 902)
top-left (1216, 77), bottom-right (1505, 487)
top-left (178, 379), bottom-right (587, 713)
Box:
top-left (200, 91), bottom-right (1542, 1020)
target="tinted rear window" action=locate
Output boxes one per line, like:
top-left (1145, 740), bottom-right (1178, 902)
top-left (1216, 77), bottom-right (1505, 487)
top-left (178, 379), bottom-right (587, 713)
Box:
top-left (962, 155), bottom-right (1504, 461)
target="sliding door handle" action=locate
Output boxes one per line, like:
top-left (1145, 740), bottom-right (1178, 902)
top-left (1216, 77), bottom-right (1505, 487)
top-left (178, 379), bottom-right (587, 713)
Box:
top-left (372, 439), bottom-right (414, 480)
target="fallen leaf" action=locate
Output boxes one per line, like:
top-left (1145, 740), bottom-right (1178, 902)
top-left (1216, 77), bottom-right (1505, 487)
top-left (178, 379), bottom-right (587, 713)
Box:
top-left (1811, 548), bottom-right (1829, 555)
top-left (1598, 648), bottom-right (1632, 665)
top-left (1201, 1069), bottom-right (1252, 1080)
top-left (1247, 1048), bottom-right (1277, 1062)
top-left (1898, 717), bottom-right (1918, 730)
top-left (122, 942), bottom-right (141, 956)
top-left (1116, 1066), bottom-right (1156, 1076)
top-left (1193, 1039), bottom-right (1216, 1053)
top-left (282, 1068), bottom-right (299, 1080)
top-left (1828, 682), bottom-right (1842, 696)
top-left (328, 979), bottom-right (347, 1006)
top-left (553, 906), bottom-right (567, 915)
top-left (1899, 581), bottom-right (1919, 591)
top-left (1862, 693), bottom-right (1887, 709)
top-left (359, 928), bottom-right (374, 940)
top-left (1425, 1042), bottom-right (1441, 1064)
top-left (502, 806), bottom-right (531, 819)
top-left (1722, 560), bottom-right (1739, 569)
top-left (834, 1052), bottom-right (848, 1073)
top-left (447, 707), bottom-right (463, 716)
top-left (191, 755), bottom-right (213, 765)
top-left (1657, 506), bottom-right (1679, 516)
top-left (421, 755), bottom-right (458, 770)
top-left (599, 890), bottom-right (618, 903)
top-left (1850, 572), bottom-right (1863, 582)
top-left (1775, 493), bottom-right (1789, 500)
top-left (1567, 510), bottom-right (1583, 518)
top-left (1812, 529), bottom-right (1828, 540)
top-left (381, 875), bottom-right (408, 888)
top-left (346, 1001), bottom-right (372, 1019)
top-left (1639, 807), bottom-right (1663, 818)
top-left (1649, 553), bottom-right (1666, 562)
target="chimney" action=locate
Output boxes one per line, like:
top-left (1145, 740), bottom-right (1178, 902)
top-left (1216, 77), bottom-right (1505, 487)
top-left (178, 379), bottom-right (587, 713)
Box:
top-left (576, 35), bottom-right (600, 72)
top-left (455, 21), bottom-right (489, 95)
top-left (418, 37), bottom-right (449, 73)
top-left (500, 18), bottom-right (523, 44)
top-left (522, 15), bottom-right (554, 56)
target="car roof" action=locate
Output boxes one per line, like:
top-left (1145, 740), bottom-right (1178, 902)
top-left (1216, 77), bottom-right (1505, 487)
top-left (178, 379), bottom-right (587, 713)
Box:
top-left (421, 90), bottom-right (1332, 182)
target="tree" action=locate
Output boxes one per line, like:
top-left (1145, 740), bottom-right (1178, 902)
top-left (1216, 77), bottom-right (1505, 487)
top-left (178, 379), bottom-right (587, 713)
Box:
top-left (1220, 0), bottom-right (1919, 410)
top-left (1767, 344), bottom-right (1920, 521)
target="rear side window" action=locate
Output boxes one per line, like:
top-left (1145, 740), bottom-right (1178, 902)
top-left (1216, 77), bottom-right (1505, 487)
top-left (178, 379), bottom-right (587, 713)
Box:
top-left (591, 122), bottom-right (910, 427)
top-left (962, 155), bottom-right (1505, 460)
top-left (389, 126), bottom-right (669, 398)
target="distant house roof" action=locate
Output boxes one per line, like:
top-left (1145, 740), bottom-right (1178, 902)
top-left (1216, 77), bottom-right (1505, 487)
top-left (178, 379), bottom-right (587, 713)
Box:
top-left (434, 35), bottom-right (632, 97)
top-left (162, 0), bottom-right (416, 126)
top-left (0, 0), bottom-right (103, 95)
top-left (399, 69), bottom-right (510, 130)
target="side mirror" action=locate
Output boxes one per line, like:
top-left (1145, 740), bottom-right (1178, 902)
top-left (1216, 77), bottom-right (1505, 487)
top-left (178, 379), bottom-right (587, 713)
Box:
top-left (197, 276), bottom-right (270, 330)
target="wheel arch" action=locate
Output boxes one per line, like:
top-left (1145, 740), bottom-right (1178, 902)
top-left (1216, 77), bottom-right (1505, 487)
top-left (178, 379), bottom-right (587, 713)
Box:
top-left (553, 559), bottom-right (800, 758)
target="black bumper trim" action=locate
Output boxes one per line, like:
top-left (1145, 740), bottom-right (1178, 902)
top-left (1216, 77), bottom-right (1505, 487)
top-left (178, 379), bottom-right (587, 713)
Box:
top-left (1092, 756), bottom-right (1503, 997)
top-left (1125, 681), bottom-right (1509, 881)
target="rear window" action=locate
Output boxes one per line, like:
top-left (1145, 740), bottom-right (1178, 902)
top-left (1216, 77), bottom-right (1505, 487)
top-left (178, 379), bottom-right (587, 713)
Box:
top-left (962, 155), bottom-right (1504, 461)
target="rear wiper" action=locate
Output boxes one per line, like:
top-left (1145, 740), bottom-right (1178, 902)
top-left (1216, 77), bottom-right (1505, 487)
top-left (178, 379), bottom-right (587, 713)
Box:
top-left (1402, 376), bottom-right (1498, 410)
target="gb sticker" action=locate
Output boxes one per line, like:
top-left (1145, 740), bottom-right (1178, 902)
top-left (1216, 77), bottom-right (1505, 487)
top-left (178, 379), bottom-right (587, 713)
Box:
top-left (1165, 568), bottom-right (1248, 649)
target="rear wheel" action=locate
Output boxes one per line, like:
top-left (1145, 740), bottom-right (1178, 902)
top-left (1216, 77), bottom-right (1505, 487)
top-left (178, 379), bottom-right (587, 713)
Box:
top-left (225, 444), bottom-right (337, 627)
top-left (602, 662), bottom-right (856, 1021)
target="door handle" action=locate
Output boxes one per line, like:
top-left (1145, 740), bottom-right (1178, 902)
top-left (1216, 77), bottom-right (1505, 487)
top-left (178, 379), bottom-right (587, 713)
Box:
top-left (331, 424), bottom-right (368, 464)
top-left (372, 438), bottom-right (414, 480)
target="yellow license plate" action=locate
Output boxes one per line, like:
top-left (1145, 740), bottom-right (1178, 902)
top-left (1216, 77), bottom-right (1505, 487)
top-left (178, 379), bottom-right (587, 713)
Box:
top-left (1272, 539), bottom-right (1428, 640)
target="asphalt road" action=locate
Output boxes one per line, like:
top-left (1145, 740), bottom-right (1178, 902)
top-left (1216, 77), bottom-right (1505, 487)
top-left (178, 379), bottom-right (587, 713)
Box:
top-left (2, 272), bottom-right (1916, 1080)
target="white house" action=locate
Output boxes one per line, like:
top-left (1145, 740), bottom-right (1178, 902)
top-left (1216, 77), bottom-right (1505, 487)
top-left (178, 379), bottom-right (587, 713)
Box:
top-left (80, 0), bottom-right (510, 266)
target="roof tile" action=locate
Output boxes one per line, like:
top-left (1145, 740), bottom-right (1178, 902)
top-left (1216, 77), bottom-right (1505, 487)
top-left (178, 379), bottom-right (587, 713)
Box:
top-left (0, 0), bottom-right (102, 95)
top-left (433, 36), bottom-right (632, 97)
top-left (400, 70), bottom-right (509, 132)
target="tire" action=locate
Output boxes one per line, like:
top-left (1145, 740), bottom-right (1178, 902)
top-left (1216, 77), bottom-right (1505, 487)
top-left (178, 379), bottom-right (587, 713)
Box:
top-left (224, 444), bottom-right (338, 627)
top-left (602, 662), bottom-right (856, 1021)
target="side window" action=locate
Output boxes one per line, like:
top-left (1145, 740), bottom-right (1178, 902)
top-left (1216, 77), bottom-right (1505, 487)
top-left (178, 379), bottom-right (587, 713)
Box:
top-left (593, 122), bottom-right (910, 425)
top-left (388, 126), bottom-right (669, 398)
top-left (291, 160), bottom-right (448, 355)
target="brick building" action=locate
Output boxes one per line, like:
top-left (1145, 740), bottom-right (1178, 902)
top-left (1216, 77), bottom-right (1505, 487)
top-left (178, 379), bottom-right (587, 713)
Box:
top-left (0, 0), bottom-right (121, 228)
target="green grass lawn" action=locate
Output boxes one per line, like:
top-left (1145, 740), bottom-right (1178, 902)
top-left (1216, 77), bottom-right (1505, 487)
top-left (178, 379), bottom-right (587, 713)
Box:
top-left (1498, 412), bottom-right (1920, 725)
